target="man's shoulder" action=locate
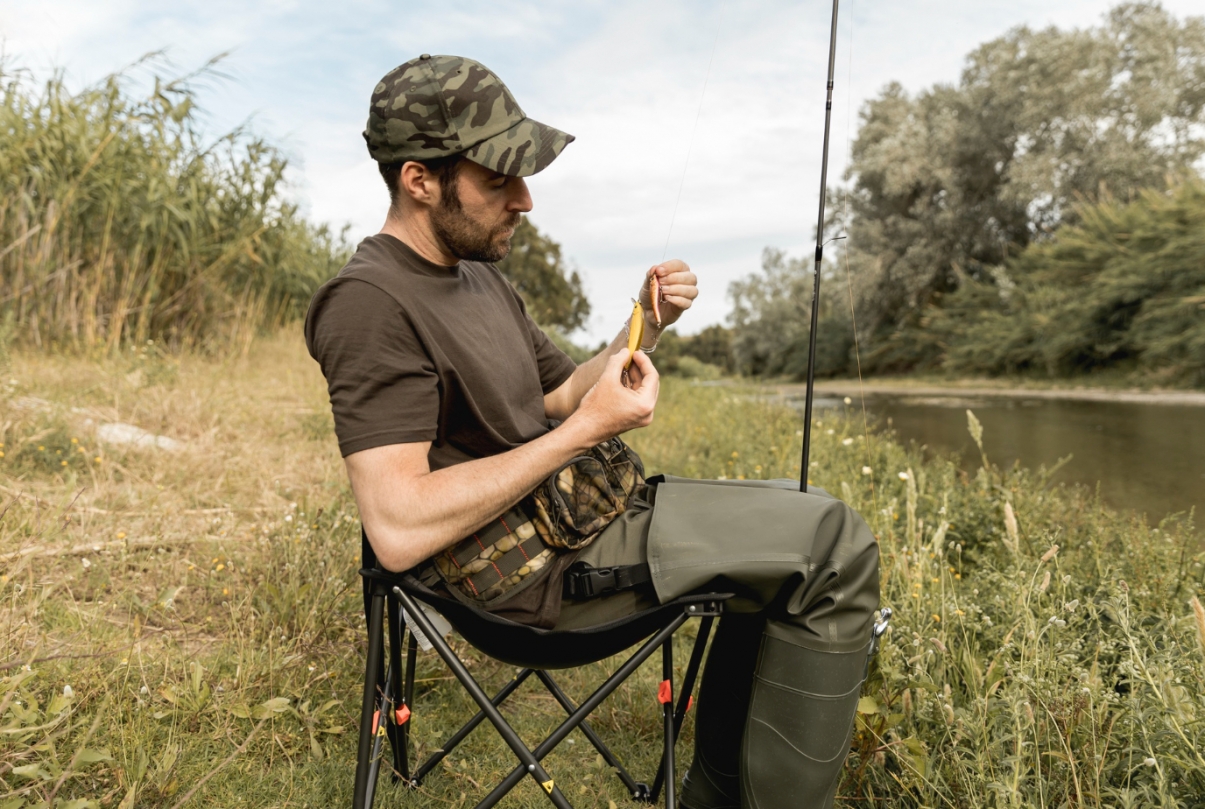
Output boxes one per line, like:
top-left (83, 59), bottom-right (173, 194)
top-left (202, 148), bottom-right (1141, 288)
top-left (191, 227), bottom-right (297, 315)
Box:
top-left (334, 234), bottom-right (407, 286)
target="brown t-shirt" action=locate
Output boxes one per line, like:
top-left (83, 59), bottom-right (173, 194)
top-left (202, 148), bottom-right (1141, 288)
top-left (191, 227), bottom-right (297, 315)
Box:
top-left (305, 234), bottom-right (580, 625)
top-left (305, 234), bottom-right (578, 465)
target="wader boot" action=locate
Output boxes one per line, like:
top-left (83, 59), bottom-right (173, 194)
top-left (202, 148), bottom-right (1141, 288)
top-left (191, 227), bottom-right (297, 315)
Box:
top-left (679, 614), bottom-right (765, 809)
top-left (739, 635), bottom-right (870, 809)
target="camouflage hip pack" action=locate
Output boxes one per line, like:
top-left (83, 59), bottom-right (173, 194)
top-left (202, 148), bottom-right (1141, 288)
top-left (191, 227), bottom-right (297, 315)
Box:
top-left (432, 437), bottom-right (644, 606)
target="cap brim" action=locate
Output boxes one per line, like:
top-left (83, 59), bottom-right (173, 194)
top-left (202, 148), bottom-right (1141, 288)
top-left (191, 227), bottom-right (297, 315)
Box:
top-left (463, 117), bottom-right (574, 177)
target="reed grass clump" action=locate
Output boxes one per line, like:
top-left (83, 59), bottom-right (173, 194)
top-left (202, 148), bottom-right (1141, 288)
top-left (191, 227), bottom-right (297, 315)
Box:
top-left (0, 58), bottom-right (349, 354)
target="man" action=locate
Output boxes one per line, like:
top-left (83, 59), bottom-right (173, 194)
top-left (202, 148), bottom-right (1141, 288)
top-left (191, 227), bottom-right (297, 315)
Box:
top-left (306, 54), bottom-right (879, 809)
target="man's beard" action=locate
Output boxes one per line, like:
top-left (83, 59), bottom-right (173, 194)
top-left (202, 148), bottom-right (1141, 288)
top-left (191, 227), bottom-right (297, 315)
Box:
top-left (430, 191), bottom-right (520, 263)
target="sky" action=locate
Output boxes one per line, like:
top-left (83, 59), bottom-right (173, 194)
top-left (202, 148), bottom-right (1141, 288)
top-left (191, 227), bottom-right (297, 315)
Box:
top-left (2, 0), bottom-right (1201, 343)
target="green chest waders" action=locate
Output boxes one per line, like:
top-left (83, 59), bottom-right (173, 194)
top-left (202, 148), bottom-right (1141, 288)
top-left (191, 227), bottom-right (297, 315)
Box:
top-left (639, 477), bottom-right (883, 809)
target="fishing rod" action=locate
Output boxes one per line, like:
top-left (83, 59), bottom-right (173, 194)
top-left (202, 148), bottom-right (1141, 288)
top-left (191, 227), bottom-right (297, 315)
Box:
top-left (799, 0), bottom-right (841, 493)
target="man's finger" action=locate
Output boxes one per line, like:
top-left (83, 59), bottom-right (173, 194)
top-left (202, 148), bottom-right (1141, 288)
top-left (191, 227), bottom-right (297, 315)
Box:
top-left (629, 348), bottom-right (658, 378)
top-left (662, 294), bottom-right (694, 311)
top-left (610, 347), bottom-right (632, 373)
top-left (658, 283), bottom-right (699, 301)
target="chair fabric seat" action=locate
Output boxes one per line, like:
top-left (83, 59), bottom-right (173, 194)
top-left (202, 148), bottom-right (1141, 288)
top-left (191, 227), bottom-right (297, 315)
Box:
top-left (375, 571), bottom-right (725, 670)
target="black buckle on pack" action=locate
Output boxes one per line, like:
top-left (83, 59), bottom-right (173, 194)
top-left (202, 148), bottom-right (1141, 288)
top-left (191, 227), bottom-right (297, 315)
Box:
top-left (562, 562), bottom-right (651, 600)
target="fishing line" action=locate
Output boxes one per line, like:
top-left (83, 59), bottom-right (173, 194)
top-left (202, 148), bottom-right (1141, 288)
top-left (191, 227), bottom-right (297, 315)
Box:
top-left (836, 0), bottom-right (880, 518)
top-left (661, 29), bottom-right (720, 263)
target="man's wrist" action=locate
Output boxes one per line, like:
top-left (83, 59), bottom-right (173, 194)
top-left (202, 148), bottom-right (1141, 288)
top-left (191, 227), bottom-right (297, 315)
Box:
top-left (555, 411), bottom-right (603, 454)
top-left (640, 310), bottom-right (663, 351)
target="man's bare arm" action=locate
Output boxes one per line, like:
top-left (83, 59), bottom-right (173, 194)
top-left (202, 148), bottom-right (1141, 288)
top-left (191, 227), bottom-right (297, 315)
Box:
top-left (348, 349), bottom-right (659, 572)
top-left (544, 260), bottom-right (697, 421)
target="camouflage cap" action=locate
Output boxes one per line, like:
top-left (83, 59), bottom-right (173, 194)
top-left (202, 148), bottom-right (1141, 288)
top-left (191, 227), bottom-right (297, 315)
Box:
top-left (364, 54), bottom-right (574, 177)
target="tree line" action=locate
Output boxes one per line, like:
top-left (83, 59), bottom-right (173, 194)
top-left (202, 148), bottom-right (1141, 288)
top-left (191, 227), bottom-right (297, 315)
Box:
top-left (726, 2), bottom-right (1205, 387)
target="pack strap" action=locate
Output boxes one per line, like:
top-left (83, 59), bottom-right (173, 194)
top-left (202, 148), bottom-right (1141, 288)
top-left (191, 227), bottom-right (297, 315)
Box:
top-left (562, 561), bottom-right (652, 600)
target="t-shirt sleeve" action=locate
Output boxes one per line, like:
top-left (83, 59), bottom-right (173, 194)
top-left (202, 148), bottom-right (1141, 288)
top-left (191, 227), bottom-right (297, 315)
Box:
top-left (304, 279), bottom-right (440, 457)
top-left (501, 283), bottom-right (579, 394)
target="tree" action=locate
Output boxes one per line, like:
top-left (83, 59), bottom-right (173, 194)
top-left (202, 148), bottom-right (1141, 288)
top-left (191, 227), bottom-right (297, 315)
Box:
top-left (727, 249), bottom-right (853, 378)
top-left (843, 3), bottom-right (1205, 366)
top-left (931, 177), bottom-right (1205, 386)
top-left (497, 217), bottom-right (590, 333)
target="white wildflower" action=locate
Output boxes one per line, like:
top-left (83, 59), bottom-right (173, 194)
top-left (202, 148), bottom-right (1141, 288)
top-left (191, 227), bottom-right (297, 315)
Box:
top-left (842, 438), bottom-right (854, 446)
top-left (898, 471), bottom-right (909, 480)
top-left (861, 466), bottom-right (872, 475)
top-left (1143, 757), bottom-right (1157, 767)
top-left (63, 685), bottom-right (74, 698)
top-left (843, 397), bottom-right (852, 405)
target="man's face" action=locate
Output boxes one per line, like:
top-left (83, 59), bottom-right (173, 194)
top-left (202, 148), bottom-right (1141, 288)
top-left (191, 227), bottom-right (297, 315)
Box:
top-left (430, 160), bottom-right (532, 263)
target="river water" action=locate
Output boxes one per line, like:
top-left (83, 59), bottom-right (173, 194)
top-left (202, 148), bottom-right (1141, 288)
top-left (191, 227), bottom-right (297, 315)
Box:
top-left (799, 393), bottom-right (1204, 524)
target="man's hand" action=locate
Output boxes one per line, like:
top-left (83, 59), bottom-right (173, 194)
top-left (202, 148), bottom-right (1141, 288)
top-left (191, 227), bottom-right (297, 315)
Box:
top-left (639, 259), bottom-right (697, 334)
top-left (568, 348), bottom-right (659, 444)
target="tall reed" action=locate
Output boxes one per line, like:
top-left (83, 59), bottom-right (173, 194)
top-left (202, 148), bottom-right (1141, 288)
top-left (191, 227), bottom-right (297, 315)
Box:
top-left (0, 57), bottom-right (348, 354)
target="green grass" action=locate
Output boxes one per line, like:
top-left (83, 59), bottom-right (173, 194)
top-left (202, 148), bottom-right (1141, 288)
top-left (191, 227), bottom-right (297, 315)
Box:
top-left (1, 335), bottom-right (1203, 808)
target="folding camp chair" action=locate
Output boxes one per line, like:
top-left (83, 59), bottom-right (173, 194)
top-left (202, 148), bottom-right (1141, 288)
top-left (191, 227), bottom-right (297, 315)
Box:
top-left (353, 535), bottom-right (731, 809)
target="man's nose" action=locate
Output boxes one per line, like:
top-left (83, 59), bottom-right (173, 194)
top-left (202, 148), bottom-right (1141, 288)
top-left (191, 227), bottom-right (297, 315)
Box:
top-left (507, 177), bottom-right (533, 213)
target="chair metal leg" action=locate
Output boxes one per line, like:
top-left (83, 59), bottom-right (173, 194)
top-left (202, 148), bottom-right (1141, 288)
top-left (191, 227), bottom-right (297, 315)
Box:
top-left (650, 616), bottom-right (714, 803)
top-left (661, 638), bottom-right (676, 809)
top-left (413, 668), bottom-right (535, 785)
top-left (473, 610), bottom-right (692, 809)
top-left (365, 665), bottom-right (392, 807)
top-left (534, 670), bottom-right (645, 799)
top-left (393, 588), bottom-right (574, 809)
top-left (354, 589), bottom-right (387, 809)
top-left (385, 596), bottom-right (408, 781)
top-left (401, 630), bottom-right (418, 781)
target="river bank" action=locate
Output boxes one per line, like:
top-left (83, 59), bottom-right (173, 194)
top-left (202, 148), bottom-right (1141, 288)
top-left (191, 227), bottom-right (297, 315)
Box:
top-left (797, 378), bottom-right (1205, 406)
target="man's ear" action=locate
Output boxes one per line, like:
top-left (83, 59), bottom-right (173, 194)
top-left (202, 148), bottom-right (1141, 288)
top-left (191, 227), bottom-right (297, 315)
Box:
top-left (399, 161), bottom-right (440, 207)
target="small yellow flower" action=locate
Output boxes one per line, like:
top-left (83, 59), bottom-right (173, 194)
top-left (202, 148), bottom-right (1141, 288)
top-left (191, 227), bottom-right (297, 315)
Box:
top-left (60, 460), bottom-right (68, 467)
top-left (188, 564), bottom-right (195, 571)
top-left (71, 438), bottom-right (79, 444)
top-left (736, 475), bottom-right (745, 480)
top-left (0, 451), bottom-right (5, 458)
top-left (222, 588), bottom-right (229, 596)
top-left (911, 592), bottom-right (921, 598)
top-left (94, 457), bottom-right (102, 463)
top-left (931, 577), bottom-right (939, 583)
top-left (116, 532), bottom-right (126, 540)
top-left (955, 573), bottom-right (962, 579)
top-left (78, 446), bottom-right (86, 453)
top-left (954, 609), bottom-right (965, 616)
top-left (37, 445), bottom-right (45, 451)
top-left (731, 451), bottom-right (739, 458)
top-left (932, 614), bottom-right (941, 622)
top-left (212, 557), bottom-right (220, 563)
top-left (215, 563), bottom-right (225, 572)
